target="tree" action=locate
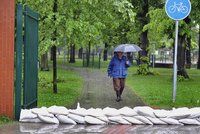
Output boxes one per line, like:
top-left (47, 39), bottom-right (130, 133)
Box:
top-left (144, 4), bottom-right (197, 78)
top-left (190, 0), bottom-right (200, 69)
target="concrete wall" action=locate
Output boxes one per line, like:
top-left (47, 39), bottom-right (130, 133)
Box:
top-left (0, 0), bottom-right (15, 118)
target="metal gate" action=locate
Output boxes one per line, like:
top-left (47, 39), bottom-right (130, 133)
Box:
top-left (15, 4), bottom-right (39, 120)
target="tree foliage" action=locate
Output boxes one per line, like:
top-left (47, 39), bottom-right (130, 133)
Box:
top-left (16, 0), bottom-right (136, 54)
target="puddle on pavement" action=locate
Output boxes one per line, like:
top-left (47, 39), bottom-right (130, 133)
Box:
top-left (0, 123), bottom-right (200, 134)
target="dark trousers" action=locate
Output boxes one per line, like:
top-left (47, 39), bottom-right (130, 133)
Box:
top-left (113, 78), bottom-right (125, 95)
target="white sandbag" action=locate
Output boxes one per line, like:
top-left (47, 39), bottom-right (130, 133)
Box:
top-left (84, 116), bottom-right (106, 125)
top-left (37, 114), bottom-right (59, 124)
top-left (167, 107), bottom-right (190, 119)
top-left (134, 116), bottom-right (153, 125)
top-left (103, 107), bottom-right (120, 117)
top-left (19, 117), bottom-right (42, 123)
top-left (179, 119), bottom-right (200, 125)
top-left (68, 114), bottom-right (85, 124)
top-left (160, 118), bottom-right (182, 125)
top-left (56, 115), bottom-right (77, 124)
top-left (188, 107), bottom-right (200, 118)
top-left (146, 117), bottom-right (167, 125)
top-left (47, 105), bottom-right (69, 115)
top-left (122, 116), bottom-right (144, 125)
top-left (19, 109), bottom-right (37, 121)
top-left (153, 109), bottom-right (170, 118)
top-left (87, 108), bottom-right (105, 117)
top-left (95, 116), bottom-right (109, 123)
top-left (118, 107), bottom-right (137, 116)
top-left (69, 108), bottom-right (88, 116)
top-left (31, 107), bottom-right (54, 118)
top-left (134, 106), bottom-right (156, 118)
top-left (197, 117), bottom-right (200, 122)
top-left (108, 116), bottom-right (131, 125)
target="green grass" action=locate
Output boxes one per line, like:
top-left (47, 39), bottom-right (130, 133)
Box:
top-left (38, 67), bottom-right (83, 107)
top-left (0, 116), bottom-right (12, 126)
top-left (56, 56), bottom-right (110, 69)
top-left (126, 67), bottom-right (200, 108)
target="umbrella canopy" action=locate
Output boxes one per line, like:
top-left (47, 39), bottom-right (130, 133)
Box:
top-left (114, 44), bottom-right (142, 53)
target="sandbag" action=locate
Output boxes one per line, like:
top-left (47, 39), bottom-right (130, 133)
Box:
top-left (38, 114), bottom-right (59, 124)
top-left (118, 107), bottom-right (137, 116)
top-left (153, 109), bottom-right (170, 118)
top-left (95, 116), bottom-right (109, 123)
top-left (197, 117), bottom-right (200, 122)
top-left (87, 108), bottom-right (105, 117)
top-left (56, 115), bottom-right (77, 124)
top-left (69, 108), bottom-right (88, 116)
top-left (122, 116), bottom-right (144, 125)
top-left (167, 107), bottom-right (190, 119)
top-left (47, 105), bottom-right (69, 115)
top-left (19, 109), bottom-right (37, 121)
top-left (85, 116), bottom-right (106, 125)
top-left (31, 107), bottom-right (54, 118)
top-left (188, 107), bottom-right (200, 118)
top-left (68, 114), bottom-right (85, 124)
top-left (160, 118), bottom-right (182, 125)
top-left (108, 116), bottom-right (131, 125)
top-left (134, 106), bottom-right (156, 118)
top-left (103, 107), bottom-right (120, 117)
top-left (19, 118), bottom-right (42, 123)
top-left (179, 119), bottom-right (200, 125)
top-left (146, 117), bottom-right (167, 125)
top-left (134, 116), bottom-right (153, 125)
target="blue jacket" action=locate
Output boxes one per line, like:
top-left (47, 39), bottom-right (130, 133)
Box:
top-left (107, 55), bottom-right (130, 78)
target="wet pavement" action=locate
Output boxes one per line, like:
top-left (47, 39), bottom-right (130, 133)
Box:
top-left (65, 67), bottom-right (145, 109)
top-left (0, 123), bottom-right (200, 134)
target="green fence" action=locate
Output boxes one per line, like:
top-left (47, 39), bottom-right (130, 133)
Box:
top-left (15, 4), bottom-right (39, 120)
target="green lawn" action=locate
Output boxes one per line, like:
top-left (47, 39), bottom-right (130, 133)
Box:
top-left (0, 116), bottom-right (12, 126)
top-left (126, 67), bottom-right (200, 109)
top-left (38, 67), bottom-right (83, 107)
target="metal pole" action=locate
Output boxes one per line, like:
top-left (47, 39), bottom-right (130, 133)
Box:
top-left (173, 20), bottom-right (179, 102)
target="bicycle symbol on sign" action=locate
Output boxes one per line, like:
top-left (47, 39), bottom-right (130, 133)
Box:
top-left (168, 2), bottom-right (188, 13)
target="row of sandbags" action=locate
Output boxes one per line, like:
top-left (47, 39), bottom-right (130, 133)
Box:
top-left (19, 105), bottom-right (200, 125)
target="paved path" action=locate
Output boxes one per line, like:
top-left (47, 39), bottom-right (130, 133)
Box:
top-left (63, 66), bottom-right (145, 109)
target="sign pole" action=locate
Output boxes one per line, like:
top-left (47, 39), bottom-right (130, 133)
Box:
top-left (165, 0), bottom-right (191, 102)
top-left (173, 20), bottom-right (179, 102)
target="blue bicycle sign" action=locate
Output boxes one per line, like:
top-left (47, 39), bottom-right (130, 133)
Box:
top-left (165, 0), bottom-right (191, 20)
top-left (169, 2), bottom-right (188, 13)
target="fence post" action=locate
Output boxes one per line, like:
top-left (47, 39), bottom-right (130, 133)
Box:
top-left (15, 4), bottom-right (23, 120)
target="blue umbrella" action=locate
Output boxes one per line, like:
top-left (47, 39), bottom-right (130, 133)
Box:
top-left (114, 44), bottom-right (142, 53)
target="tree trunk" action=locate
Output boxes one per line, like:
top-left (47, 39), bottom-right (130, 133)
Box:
top-left (137, 0), bottom-right (149, 64)
top-left (197, 25), bottom-right (200, 69)
top-left (185, 36), bottom-right (191, 69)
top-left (40, 52), bottom-right (49, 71)
top-left (69, 44), bottom-right (75, 63)
top-left (177, 35), bottom-right (189, 78)
top-left (184, 17), bottom-right (191, 69)
top-left (103, 43), bottom-right (108, 61)
top-left (78, 47), bottom-right (83, 59)
top-left (50, 47), bottom-right (53, 61)
top-left (52, 0), bottom-right (57, 93)
top-left (52, 45), bottom-right (57, 93)
top-left (86, 42), bottom-right (91, 67)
